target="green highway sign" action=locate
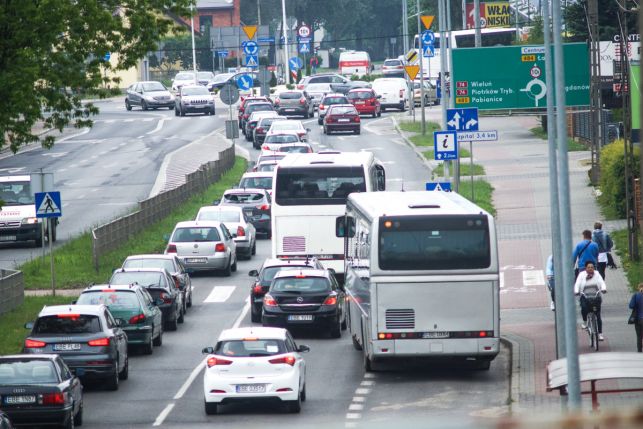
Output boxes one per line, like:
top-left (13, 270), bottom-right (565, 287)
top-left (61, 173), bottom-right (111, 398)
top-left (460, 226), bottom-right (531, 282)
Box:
top-left (452, 43), bottom-right (590, 110)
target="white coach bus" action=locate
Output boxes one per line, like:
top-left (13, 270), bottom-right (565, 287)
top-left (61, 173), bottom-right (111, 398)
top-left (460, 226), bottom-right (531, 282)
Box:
top-left (272, 151), bottom-right (386, 279)
top-left (337, 191), bottom-right (500, 370)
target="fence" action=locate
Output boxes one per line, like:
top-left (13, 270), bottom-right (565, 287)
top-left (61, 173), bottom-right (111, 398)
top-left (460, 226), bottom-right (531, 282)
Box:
top-left (91, 145), bottom-right (235, 270)
top-left (0, 269), bottom-right (24, 315)
top-left (571, 108), bottom-right (619, 146)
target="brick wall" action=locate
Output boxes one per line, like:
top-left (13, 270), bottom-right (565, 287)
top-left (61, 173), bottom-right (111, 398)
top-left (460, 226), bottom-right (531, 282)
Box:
top-left (0, 269), bottom-right (24, 316)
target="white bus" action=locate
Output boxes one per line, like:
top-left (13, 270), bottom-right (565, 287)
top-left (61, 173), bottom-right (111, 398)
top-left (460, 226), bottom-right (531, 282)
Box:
top-left (271, 151), bottom-right (386, 279)
top-left (337, 191), bottom-right (500, 371)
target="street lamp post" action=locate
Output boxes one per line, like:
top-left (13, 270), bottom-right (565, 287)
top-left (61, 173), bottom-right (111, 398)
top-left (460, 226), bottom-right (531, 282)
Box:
top-left (190, 5), bottom-right (198, 84)
top-left (281, 0), bottom-right (290, 84)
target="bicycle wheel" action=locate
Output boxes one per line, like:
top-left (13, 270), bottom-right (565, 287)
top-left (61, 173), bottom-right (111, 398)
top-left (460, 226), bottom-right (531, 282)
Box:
top-left (588, 313), bottom-right (599, 351)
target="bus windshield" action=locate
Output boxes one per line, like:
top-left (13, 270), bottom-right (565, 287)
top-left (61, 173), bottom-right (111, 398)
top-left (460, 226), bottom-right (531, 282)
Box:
top-left (378, 215), bottom-right (490, 270)
top-left (275, 166), bottom-right (366, 206)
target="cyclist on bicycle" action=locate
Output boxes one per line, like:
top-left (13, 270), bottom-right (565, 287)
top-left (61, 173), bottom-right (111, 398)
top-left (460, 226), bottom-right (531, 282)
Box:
top-left (574, 261), bottom-right (607, 340)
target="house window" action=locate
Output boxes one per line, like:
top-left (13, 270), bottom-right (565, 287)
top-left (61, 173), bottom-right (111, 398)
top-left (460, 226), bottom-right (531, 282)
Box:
top-left (200, 15), bottom-right (212, 28)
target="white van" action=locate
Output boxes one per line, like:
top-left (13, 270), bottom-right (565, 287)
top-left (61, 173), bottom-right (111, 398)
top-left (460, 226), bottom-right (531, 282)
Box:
top-left (371, 78), bottom-right (408, 111)
top-left (338, 51), bottom-right (372, 77)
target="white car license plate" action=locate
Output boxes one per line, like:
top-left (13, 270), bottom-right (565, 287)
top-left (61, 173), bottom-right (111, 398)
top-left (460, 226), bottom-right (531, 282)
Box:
top-left (54, 343), bottom-right (82, 351)
top-left (422, 332), bottom-right (449, 339)
top-left (355, 101), bottom-right (365, 105)
top-left (185, 258), bottom-right (207, 263)
top-left (0, 236), bottom-right (16, 241)
top-left (288, 314), bottom-right (313, 321)
top-left (285, 108), bottom-right (296, 112)
top-left (236, 384), bottom-right (266, 393)
top-left (4, 395), bottom-right (36, 405)
top-left (338, 119), bottom-right (350, 123)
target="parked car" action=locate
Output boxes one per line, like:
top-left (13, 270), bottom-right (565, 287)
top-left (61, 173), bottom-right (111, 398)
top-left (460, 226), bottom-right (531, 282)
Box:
top-left (382, 58), bottom-right (405, 77)
top-left (323, 104), bottom-right (361, 135)
top-left (0, 355), bottom-right (82, 427)
top-left (247, 257), bottom-right (324, 323)
top-left (125, 81), bottom-right (174, 111)
top-left (165, 220), bottom-right (238, 276)
top-left (202, 327), bottom-right (309, 414)
top-left (304, 83), bottom-right (333, 110)
top-left (262, 269), bottom-right (347, 338)
top-left (196, 206), bottom-right (256, 259)
top-left (371, 78), bottom-right (408, 111)
top-left (253, 116), bottom-right (283, 149)
top-left (241, 102), bottom-right (274, 133)
top-left (218, 188), bottom-right (272, 238)
top-left (110, 268), bottom-right (184, 331)
top-left (23, 304), bottom-right (129, 390)
top-left (317, 93), bottom-right (349, 124)
top-left (245, 111), bottom-right (280, 142)
top-left (268, 120), bottom-right (310, 142)
top-left (277, 142), bottom-right (314, 154)
top-left (122, 254), bottom-right (193, 309)
top-left (75, 283), bottom-right (163, 354)
top-left (274, 91), bottom-right (313, 118)
top-left (413, 79), bottom-right (438, 106)
top-left (347, 88), bottom-right (381, 118)
top-left (175, 85), bottom-right (216, 116)
top-left (261, 132), bottom-right (300, 152)
top-left (171, 71), bottom-right (196, 92)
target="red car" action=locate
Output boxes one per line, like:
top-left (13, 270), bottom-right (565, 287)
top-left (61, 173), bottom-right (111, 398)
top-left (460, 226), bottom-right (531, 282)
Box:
top-left (347, 89), bottom-right (381, 118)
top-left (323, 104), bottom-right (360, 135)
top-left (237, 96), bottom-right (271, 128)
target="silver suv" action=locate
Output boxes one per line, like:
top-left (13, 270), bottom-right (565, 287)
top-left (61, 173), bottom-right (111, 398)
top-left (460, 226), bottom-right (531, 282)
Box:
top-left (275, 91), bottom-right (313, 118)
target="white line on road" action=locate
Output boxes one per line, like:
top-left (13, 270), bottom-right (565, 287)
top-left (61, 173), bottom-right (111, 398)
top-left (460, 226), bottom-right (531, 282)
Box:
top-left (349, 403), bottom-right (364, 411)
top-left (355, 388), bottom-right (370, 395)
top-left (152, 403), bottom-right (174, 427)
top-left (203, 286), bottom-right (236, 303)
top-left (173, 358), bottom-right (206, 400)
top-left (147, 118), bottom-right (168, 135)
top-left (352, 396), bottom-right (366, 402)
top-left (360, 380), bottom-right (375, 386)
top-left (57, 128), bottom-right (90, 143)
top-left (346, 413), bottom-right (361, 419)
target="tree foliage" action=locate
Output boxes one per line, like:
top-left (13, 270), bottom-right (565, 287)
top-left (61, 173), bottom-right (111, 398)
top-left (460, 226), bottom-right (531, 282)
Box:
top-left (563, 0), bottom-right (638, 42)
top-left (0, 0), bottom-right (192, 153)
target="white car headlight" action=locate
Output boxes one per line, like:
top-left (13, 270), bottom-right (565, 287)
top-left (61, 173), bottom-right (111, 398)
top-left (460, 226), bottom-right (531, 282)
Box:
top-left (21, 217), bottom-right (40, 225)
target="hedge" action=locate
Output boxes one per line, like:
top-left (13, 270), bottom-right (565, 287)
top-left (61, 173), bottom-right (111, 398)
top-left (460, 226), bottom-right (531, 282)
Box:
top-left (597, 140), bottom-right (640, 219)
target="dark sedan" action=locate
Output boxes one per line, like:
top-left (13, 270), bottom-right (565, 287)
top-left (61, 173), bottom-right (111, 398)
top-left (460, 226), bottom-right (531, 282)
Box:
top-left (323, 104), bottom-right (361, 135)
top-left (0, 355), bottom-right (82, 428)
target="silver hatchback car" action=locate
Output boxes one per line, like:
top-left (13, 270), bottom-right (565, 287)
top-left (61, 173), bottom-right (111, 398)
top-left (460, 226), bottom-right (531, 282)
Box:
top-left (165, 221), bottom-right (237, 276)
top-left (195, 206), bottom-right (256, 260)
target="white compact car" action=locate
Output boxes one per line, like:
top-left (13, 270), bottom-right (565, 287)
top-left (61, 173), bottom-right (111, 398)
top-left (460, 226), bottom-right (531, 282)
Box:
top-left (202, 327), bottom-right (309, 414)
top-left (268, 120), bottom-right (310, 142)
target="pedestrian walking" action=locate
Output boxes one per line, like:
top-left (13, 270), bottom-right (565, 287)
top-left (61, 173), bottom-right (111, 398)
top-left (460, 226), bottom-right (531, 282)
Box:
top-left (546, 254), bottom-right (555, 311)
top-left (591, 221), bottom-right (614, 280)
top-left (309, 56), bottom-right (319, 75)
top-left (628, 283), bottom-right (643, 352)
top-left (572, 230), bottom-right (599, 279)
top-left (574, 261), bottom-right (607, 341)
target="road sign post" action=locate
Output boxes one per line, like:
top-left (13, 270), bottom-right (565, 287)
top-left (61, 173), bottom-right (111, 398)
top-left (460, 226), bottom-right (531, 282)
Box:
top-left (35, 191), bottom-right (62, 296)
top-left (447, 107), bottom-right (479, 195)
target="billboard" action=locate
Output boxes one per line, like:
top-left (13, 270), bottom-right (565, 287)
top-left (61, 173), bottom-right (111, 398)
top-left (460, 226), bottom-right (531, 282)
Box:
top-left (466, 2), bottom-right (511, 29)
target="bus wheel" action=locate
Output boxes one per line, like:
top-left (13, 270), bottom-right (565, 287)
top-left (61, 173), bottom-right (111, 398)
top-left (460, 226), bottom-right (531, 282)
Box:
top-left (363, 350), bottom-right (375, 372)
top-left (352, 334), bottom-right (362, 351)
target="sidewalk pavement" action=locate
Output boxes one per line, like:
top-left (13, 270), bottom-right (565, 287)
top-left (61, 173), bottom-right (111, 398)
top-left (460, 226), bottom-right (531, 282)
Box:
top-left (394, 108), bottom-right (641, 414)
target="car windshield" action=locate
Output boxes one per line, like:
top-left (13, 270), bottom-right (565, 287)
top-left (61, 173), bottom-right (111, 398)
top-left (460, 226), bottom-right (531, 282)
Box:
top-left (171, 227), bottom-right (221, 242)
top-left (347, 91), bottom-right (373, 100)
top-left (110, 271), bottom-right (165, 288)
top-left (270, 122), bottom-right (301, 131)
top-left (223, 192), bottom-right (265, 203)
top-left (279, 145), bottom-right (310, 153)
top-left (328, 106), bottom-right (358, 115)
top-left (258, 155), bottom-right (285, 163)
top-left (0, 180), bottom-right (34, 205)
top-left (76, 291), bottom-right (140, 309)
top-left (33, 315), bottom-right (101, 334)
top-left (175, 73), bottom-right (194, 80)
top-left (265, 134), bottom-right (299, 144)
top-left (322, 96), bottom-right (348, 105)
top-left (142, 82), bottom-right (166, 92)
top-left (238, 177), bottom-right (272, 190)
top-left (261, 266), bottom-right (315, 282)
top-left (271, 277), bottom-right (330, 293)
top-left (257, 164), bottom-right (276, 172)
top-left (182, 87), bottom-right (209, 96)
top-left (212, 73), bottom-right (233, 83)
top-left (197, 210), bottom-right (241, 222)
top-left (214, 339), bottom-right (286, 357)
top-left (198, 72), bottom-right (214, 80)
top-left (259, 118), bottom-right (278, 127)
top-left (247, 104), bottom-right (273, 113)
top-left (307, 84), bottom-right (331, 92)
top-left (0, 360), bottom-right (58, 385)
top-left (123, 258), bottom-right (175, 272)
top-left (279, 92), bottom-right (302, 99)
top-left (384, 60), bottom-right (402, 66)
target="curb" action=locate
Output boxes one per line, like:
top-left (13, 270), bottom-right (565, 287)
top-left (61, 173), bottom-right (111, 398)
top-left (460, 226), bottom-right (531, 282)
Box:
top-left (390, 115), bottom-right (436, 174)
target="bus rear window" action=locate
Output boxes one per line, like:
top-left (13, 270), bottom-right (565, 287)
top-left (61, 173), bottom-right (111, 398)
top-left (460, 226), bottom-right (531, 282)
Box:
top-left (275, 166), bottom-right (366, 206)
top-left (378, 215), bottom-right (490, 270)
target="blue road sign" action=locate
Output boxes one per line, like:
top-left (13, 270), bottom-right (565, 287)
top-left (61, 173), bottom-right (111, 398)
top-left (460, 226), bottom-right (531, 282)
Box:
top-left (299, 43), bottom-right (310, 54)
top-left (103, 52), bottom-right (111, 62)
top-left (243, 41), bottom-right (258, 55)
top-left (35, 192), bottom-right (62, 218)
top-left (422, 44), bottom-right (435, 58)
top-left (245, 54), bottom-right (259, 68)
top-left (434, 131), bottom-right (459, 160)
top-left (258, 37), bottom-right (275, 43)
top-left (289, 57), bottom-right (303, 70)
top-left (446, 108), bottom-right (479, 131)
top-left (217, 50), bottom-right (229, 57)
top-left (236, 74), bottom-right (254, 91)
top-left (421, 30), bottom-right (435, 45)
top-left (426, 182), bottom-right (452, 192)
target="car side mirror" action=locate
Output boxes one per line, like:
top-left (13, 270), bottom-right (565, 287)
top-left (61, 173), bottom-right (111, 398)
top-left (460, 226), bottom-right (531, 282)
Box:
top-left (249, 270), bottom-right (259, 277)
top-left (297, 345), bottom-right (310, 353)
top-left (24, 322), bottom-right (34, 330)
top-left (212, 199), bottom-right (221, 205)
top-left (377, 95), bottom-right (382, 99)
top-left (232, 233), bottom-right (238, 238)
top-left (202, 346), bottom-right (214, 354)
top-left (155, 298), bottom-right (164, 306)
top-left (71, 300), bottom-right (77, 305)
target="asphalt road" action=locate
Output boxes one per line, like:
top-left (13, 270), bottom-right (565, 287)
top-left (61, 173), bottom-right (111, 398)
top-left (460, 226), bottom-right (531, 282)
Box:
top-left (73, 106), bottom-right (509, 429)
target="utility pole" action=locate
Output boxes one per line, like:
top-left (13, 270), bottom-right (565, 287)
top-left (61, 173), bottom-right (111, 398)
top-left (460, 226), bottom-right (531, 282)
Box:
top-left (416, 0), bottom-right (426, 135)
top-left (281, 0), bottom-right (290, 84)
top-left (190, 5), bottom-right (198, 83)
top-left (588, 0), bottom-right (601, 184)
top-left (462, 0), bottom-right (467, 29)
top-left (474, 0), bottom-right (481, 45)
top-left (402, 0), bottom-right (409, 54)
top-left (257, 0), bottom-right (261, 27)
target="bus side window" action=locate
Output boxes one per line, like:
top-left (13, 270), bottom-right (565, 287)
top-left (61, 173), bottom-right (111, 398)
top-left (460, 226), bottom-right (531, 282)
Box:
top-left (374, 165), bottom-right (386, 191)
top-left (335, 216), bottom-right (355, 238)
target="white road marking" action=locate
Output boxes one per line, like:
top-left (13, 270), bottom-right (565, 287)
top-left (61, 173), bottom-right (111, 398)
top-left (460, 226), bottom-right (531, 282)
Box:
top-left (363, 373), bottom-right (376, 379)
top-left (57, 127), bottom-right (90, 143)
top-left (346, 413), bottom-right (361, 419)
top-left (355, 387), bottom-right (370, 395)
top-left (387, 178), bottom-right (404, 182)
top-left (147, 118), bottom-right (168, 135)
top-left (42, 152), bottom-right (68, 158)
top-left (204, 286), bottom-right (236, 303)
top-left (360, 380), bottom-right (375, 386)
top-left (137, 135), bottom-right (145, 139)
top-left (522, 270), bottom-right (545, 286)
top-left (152, 403), bottom-right (174, 427)
top-left (345, 423), bottom-right (357, 428)
top-left (349, 404), bottom-right (364, 411)
top-left (0, 167), bottom-right (26, 174)
top-left (57, 168), bottom-right (67, 173)
top-left (352, 396), bottom-right (366, 402)
top-left (124, 119), bottom-right (135, 122)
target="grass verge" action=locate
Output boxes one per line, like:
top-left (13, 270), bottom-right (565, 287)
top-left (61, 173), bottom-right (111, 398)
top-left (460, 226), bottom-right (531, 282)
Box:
top-left (459, 179), bottom-right (496, 216)
top-left (529, 127), bottom-right (587, 151)
top-left (433, 162), bottom-right (485, 177)
top-left (0, 295), bottom-right (75, 355)
top-left (21, 157), bottom-right (247, 289)
top-left (611, 229), bottom-right (642, 291)
top-left (399, 120), bottom-right (441, 135)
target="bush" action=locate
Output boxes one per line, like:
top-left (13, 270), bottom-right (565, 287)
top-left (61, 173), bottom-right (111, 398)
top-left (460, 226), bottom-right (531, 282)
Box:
top-left (597, 139), bottom-right (640, 218)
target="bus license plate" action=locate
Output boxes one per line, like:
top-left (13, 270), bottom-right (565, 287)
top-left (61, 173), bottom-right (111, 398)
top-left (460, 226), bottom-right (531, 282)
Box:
top-left (423, 332), bottom-right (449, 339)
top-left (0, 236), bottom-right (16, 242)
top-left (54, 343), bottom-right (81, 351)
top-left (236, 384), bottom-right (266, 393)
top-left (4, 395), bottom-right (36, 405)
top-left (288, 315), bottom-right (313, 321)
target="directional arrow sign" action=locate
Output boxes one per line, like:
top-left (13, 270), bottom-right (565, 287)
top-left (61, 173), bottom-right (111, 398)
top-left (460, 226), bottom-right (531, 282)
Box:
top-left (289, 57), bottom-right (303, 70)
top-left (242, 25), bottom-right (257, 40)
top-left (243, 41), bottom-right (258, 56)
top-left (404, 65), bottom-right (420, 81)
top-left (421, 15), bottom-right (435, 29)
top-left (236, 74), bottom-right (254, 91)
top-left (446, 108), bottom-right (479, 131)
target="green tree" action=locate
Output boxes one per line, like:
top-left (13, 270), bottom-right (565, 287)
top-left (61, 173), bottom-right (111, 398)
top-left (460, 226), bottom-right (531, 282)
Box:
top-left (0, 0), bottom-right (192, 153)
top-left (563, 0), bottom-right (638, 41)
top-left (526, 17), bottom-right (544, 44)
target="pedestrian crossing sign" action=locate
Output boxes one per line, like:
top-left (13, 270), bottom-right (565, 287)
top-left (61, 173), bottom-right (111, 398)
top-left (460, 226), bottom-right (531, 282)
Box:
top-left (35, 191), bottom-right (62, 218)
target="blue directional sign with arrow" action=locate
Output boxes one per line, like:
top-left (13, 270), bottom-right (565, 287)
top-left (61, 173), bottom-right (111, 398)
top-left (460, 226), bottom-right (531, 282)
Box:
top-left (421, 30), bottom-right (435, 45)
top-left (236, 74), bottom-right (254, 91)
top-left (446, 108), bottom-right (479, 131)
top-left (289, 57), bottom-right (303, 70)
top-left (434, 130), bottom-right (459, 160)
top-left (242, 41), bottom-right (259, 56)
top-left (217, 50), bottom-right (229, 57)
top-left (35, 192), bottom-right (62, 218)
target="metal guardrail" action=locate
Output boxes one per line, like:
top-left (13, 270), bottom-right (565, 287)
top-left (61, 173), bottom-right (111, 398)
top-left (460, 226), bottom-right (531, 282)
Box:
top-left (91, 146), bottom-right (235, 271)
top-left (0, 269), bottom-right (24, 315)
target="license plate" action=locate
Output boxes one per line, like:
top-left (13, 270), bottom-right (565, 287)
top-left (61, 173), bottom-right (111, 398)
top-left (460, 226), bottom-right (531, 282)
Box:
top-left (422, 332), bottom-right (449, 339)
top-left (285, 109), bottom-right (295, 112)
top-left (338, 119), bottom-right (350, 123)
top-left (4, 395), bottom-right (36, 405)
top-left (236, 384), bottom-right (266, 393)
top-left (185, 258), bottom-right (207, 263)
top-left (54, 343), bottom-right (81, 351)
top-left (355, 101), bottom-right (365, 104)
top-left (288, 314), bottom-right (313, 321)
top-left (0, 236), bottom-right (16, 241)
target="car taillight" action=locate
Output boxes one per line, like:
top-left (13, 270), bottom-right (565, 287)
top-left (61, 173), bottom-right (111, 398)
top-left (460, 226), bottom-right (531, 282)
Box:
top-left (160, 292), bottom-right (173, 304)
top-left (399, 89), bottom-right (404, 98)
top-left (166, 244), bottom-right (177, 253)
top-left (263, 294), bottom-right (277, 306)
top-left (323, 295), bottom-right (338, 305)
top-left (215, 243), bottom-right (226, 252)
top-left (262, 145), bottom-right (269, 150)
top-left (236, 226), bottom-right (245, 237)
top-left (256, 204), bottom-right (270, 210)
top-left (25, 339), bottom-right (46, 348)
top-left (269, 355), bottom-right (296, 366)
top-left (353, 116), bottom-right (361, 122)
top-left (296, 84), bottom-right (304, 90)
top-left (129, 313), bottom-right (146, 324)
top-left (42, 392), bottom-right (65, 405)
top-left (319, 104), bottom-right (325, 111)
top-left (326, 116), bottom-right (334, 123)
top-left (88, 337), bottom-right (110, 347)
top-left (207, 357), bottom-right (233, 367)
top-left (256, 127), bottom-right (264, 133)
top-left (299, 98), bottom-right (306, 104)
top-left (252, 283), bottom-right (263, 295)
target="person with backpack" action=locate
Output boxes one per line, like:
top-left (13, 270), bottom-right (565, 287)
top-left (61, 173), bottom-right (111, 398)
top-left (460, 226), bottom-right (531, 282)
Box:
top-left (629, 283), bottom-right (643, 352)
top-left (572, 230), bottom-right (599, 279)
top-left (592, 221), bottom-right (614, 280)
